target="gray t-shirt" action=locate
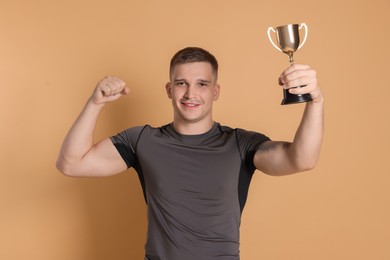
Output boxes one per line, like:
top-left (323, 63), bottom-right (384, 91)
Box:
top-left (111, 122), bottom-right (269, 260)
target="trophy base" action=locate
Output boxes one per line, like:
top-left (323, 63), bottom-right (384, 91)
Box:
top-left (281, 88), bottom-right (313, 105)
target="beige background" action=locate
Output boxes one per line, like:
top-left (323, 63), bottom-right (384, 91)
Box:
top-left (1, 0), bottom-right (389, 259)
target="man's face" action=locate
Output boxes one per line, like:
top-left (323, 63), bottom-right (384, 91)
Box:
top-left (166, 62), bottom-right (220, 126)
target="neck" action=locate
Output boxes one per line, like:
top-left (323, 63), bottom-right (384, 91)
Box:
top-left (172, 119), bottom-right (214, 135)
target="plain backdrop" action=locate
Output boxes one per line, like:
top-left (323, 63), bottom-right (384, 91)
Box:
top-left (1, 0), bottom-right (389, 259)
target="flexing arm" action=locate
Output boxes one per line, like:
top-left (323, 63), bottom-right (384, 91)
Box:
top-left (254, 64), bottom-right (324, 176)
top-left (56, 76), bottom-right (130, 177)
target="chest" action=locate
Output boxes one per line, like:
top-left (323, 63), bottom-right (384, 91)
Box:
top-left (136, 134), bottom-right (242, 200)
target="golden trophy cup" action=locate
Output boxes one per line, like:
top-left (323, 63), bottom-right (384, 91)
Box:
top-left (267, 23), bottom-right (313, 105)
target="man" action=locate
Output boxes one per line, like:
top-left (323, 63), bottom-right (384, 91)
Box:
top-left (56, 47), bottom-right (323, 260)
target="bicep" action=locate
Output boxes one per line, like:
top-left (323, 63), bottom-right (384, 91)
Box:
top-left (78, 138), bottom-right (128, 177)
top-left (253, 140), bottom-right (296, 176)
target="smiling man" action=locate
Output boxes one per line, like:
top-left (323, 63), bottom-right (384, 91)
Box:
top-left (167, 59), bottom-right (220, 134)
top-left (57, 47), bottom-right (324, 260)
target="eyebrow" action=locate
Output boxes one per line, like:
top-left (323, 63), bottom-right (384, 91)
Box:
top-left (173, 79), bottom-right (186, 82)
top-left (198, 79), bottom-right (211, 84)
top-left (173, 79), bottom-right (212, 83)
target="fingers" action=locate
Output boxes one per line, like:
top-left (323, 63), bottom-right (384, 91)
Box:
top-left (91, 76), bottom-right (129, 105)
top-left (279, 64), bottom-right (315, 87)
top-left (278, 64), bottom-right (322, 102)
top-left (98, 76), bottom-right (128, 97)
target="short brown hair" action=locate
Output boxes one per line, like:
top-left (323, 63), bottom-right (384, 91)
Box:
top-left (169, 47), bottom-right (219, 79)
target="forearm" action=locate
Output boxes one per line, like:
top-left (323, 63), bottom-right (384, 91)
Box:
top-left (56, 99), bottom-right (105, 171)
top-left (288, 98), bottom-right (324, 170)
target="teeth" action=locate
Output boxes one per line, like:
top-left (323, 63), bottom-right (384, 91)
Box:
top-left (183, 103), bottom-right (197, 107)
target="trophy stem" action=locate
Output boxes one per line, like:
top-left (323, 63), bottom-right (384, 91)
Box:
top-left (287, 52), bottom-right (294, 65)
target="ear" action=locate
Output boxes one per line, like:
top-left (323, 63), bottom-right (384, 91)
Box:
top-left (213, 84), bottom-right (221, 101)
top-left (165, 82), bottom-right (172, 99)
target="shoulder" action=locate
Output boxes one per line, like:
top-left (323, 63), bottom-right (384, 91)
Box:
top-left (216, 123), bottom-right (270, 149)
top-left (236, 128), bottom-right (270, 149)
top-left (219, 123), bottom-right (269, 142)
top-left (116, 124), bottom-right (169, 135)
top-left (112, 125), bottom-right (146, 139)
top-left (111, 125), bottom-right (159, 146)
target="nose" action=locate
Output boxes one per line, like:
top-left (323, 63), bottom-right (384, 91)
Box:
top-left (184, 84), bottom-right (197, 99)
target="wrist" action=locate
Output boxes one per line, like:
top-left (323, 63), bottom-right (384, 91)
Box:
top-left (309, 89), bottom-right (324, 105)
top-left (310, 96), bottom-right (324, 105)
top-left (87, 97), bottom-right (106, 110)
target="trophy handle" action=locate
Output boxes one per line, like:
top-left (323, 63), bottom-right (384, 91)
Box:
top-left (297, 23), bottom-right (308, 50)
top-left (267, 27), bottom-right (282, 52)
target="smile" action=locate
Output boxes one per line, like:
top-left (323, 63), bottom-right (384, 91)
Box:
top-left (181, 102), bottom-right (201, 108)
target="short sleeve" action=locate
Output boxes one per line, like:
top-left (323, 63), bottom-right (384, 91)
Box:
top-left (110, 126), bottom-right (145, 168)
top-left (236, 129), bottom-right (270, 173)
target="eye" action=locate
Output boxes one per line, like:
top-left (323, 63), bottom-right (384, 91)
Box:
top-left (175, 81), bottom-right (187, 87)
top-left (199, 82), bottom-right (208, 87)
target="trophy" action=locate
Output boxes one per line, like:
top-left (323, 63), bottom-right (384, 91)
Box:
top-left (267, 23), bottom-right (313, 105)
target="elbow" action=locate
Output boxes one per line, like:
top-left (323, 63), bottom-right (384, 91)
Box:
top-left (56, 159), bottom-right (70, 176)
top-left (56, 157), bottom-right (78, 177)
top-left (299, 164), bottom-right (316, 173)
top-left (295, 158), bottom-right (318, 172)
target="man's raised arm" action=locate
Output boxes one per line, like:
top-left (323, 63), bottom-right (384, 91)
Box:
top-left (254, 64), bottom-right (324, 176)
top-left (56, 76), bottom-right (130, 177)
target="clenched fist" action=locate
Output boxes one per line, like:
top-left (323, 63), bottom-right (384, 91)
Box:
top-left (90, 76), bottom-right (130, 105)
top-left (278, 64), bottom-right (323, 103)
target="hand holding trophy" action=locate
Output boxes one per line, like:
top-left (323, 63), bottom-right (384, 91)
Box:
top-left (267, 23), bottom-right (313, 105)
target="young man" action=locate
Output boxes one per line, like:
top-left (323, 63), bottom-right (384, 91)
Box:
top-left (57, 47), bottom-right (323, 260)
